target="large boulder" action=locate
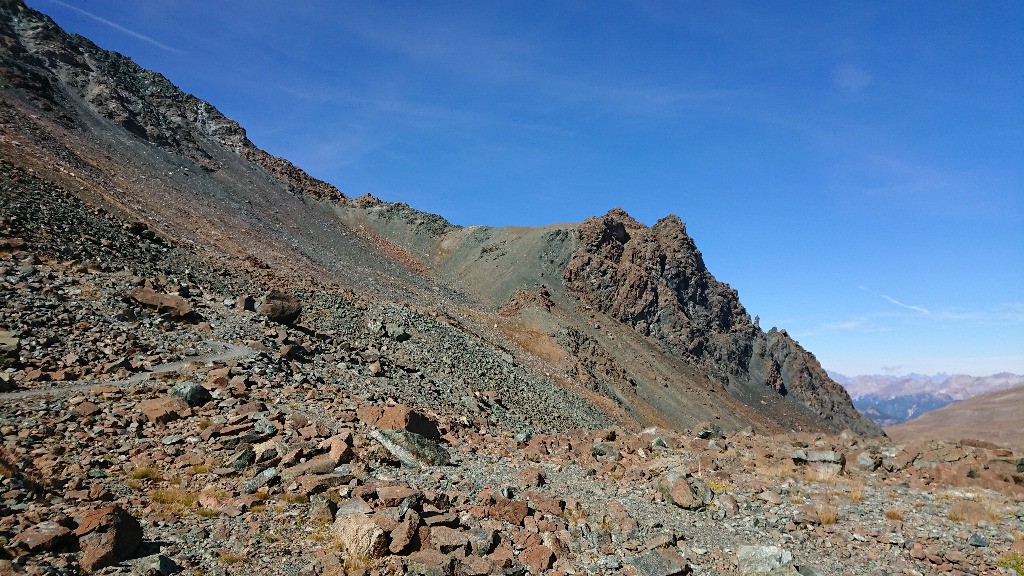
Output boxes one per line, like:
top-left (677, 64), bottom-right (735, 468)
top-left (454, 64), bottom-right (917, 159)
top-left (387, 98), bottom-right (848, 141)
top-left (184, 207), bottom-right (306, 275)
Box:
top-left (736, 545), bottom-right (796, 575)
top-left (73, 505), bottom-right (143, 572)
top-left (657, 467), bottom-right (713, 511)
top-left (792, 449), bottom-right (846, 476)
top-left (169, 382), bottom-right (212, 407)
top-left (332, 512), bottom-right (387, 563)
top-left (257, 289), bottom-right (301, 325)
top-left (368, 429), bottom-right (450, 468)
top-left (357, 404), bottom-right (441, 440)
top-left (128, 287), bottom-right (192, 319)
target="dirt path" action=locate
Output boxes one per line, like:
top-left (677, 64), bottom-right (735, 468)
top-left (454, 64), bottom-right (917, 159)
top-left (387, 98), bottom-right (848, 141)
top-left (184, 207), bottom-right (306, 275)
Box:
top-left (0, 340), bottom-right (256, 400)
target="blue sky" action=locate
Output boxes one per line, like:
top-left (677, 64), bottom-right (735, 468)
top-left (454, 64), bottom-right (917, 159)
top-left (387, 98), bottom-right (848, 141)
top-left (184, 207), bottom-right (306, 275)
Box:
top-left (26, 1), bottom-right (1023, 376)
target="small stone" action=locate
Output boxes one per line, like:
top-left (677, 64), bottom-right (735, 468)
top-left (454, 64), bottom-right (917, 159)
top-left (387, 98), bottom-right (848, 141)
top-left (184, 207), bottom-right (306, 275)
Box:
top-left (736, 545), bottom-right (793, 574)
top-left (243, 467), bottom-right (278, 494)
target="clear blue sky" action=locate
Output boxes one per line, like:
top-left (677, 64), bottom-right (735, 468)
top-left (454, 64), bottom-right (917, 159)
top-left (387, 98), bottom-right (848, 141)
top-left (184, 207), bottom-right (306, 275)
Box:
top-left (27, 0), bottom-right (1023, 377)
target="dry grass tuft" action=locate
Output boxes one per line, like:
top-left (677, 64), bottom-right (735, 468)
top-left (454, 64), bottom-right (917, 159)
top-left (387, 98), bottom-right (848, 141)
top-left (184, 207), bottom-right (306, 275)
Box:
top-left (150, 487), bottom-right (200, 516)
top-left (760, 462), bottom-right (797, 479)
top-left (997, 553), bottom-right (1024, 573)
top-left (947, 499), bottom-right (1001, 524)
top-left (845, 479), bottom-right (865, 503)
top-left (150, 487), bottom-right (197, 505)
top-left (129, 466), bottom-right (162, 480)
top-left (884, 509), bottom-right (904, 521)
top-left (814, 501), bottom-right (839, 525)
top-left (218, 551), bottom-right (246, 565)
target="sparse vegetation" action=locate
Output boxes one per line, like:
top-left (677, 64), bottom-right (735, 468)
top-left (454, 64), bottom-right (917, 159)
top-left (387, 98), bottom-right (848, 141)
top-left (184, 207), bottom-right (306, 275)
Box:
top-left (282, 493), bottom-right (308, 504)
top-left (814, 501), bottom-right (839, 525)
top-left (343, 553), bottom-right (377, 573)
top-left (884, 509), bottom-right (903, 521)
top-left (845, 479), bottom-right (865, 503)
top-left (947, 499), bottom-right (1001, 524)
top-left (129, 466), bottom-right (162, 480)
top-left (707, 479), bottom-right (732, 494)
top-left (197, 508), bottom-right (221, 518)
top-left (997, 553), bottom-right (1024, 574)
top-left (218, 551), bottom-right (246, 565)
top-left (149, 487), bottom-right (202, 516)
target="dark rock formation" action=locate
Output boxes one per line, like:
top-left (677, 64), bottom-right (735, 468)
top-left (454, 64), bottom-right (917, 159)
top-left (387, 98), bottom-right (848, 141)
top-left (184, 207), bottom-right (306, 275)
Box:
top-left (564, 209), bottom-right (881, 437)
top-left (258, 289), bottom-right (302, 325)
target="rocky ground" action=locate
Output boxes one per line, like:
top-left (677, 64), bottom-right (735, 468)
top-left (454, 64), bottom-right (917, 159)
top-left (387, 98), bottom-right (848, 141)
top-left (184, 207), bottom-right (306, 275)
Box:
top-left (2, 184), bottom-right (1024, 575)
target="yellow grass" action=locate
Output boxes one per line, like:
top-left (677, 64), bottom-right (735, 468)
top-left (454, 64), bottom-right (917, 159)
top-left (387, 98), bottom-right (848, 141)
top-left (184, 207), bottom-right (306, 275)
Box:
top-left (814, 502), bottom-right (839, 525)
top-left (129, 466), bottom-right (162, 480)
top-left (947, 499), bottom-right (1001, 524)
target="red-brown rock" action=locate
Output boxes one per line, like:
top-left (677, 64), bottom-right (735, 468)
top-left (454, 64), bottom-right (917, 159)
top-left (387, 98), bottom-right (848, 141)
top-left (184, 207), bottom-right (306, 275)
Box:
top-left (488, 500), bottom-right (529, 525)
top-left (73, 505), bottom-right (143, 572)
top-left (137, 397), bottom-right (191, 424)
top-left (12, 521), bottom-right (73, 553)
top-left (521, 544), bottom-right (554, 573)
top-left (357, 404), bottom-right (441, 440)
top-left (128, 287), bottom-right (192, 319)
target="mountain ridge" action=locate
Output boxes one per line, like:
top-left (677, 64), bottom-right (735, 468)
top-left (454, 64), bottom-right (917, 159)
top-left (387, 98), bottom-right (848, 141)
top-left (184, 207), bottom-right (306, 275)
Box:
top-left (0, 0), bottom-right (878, 438)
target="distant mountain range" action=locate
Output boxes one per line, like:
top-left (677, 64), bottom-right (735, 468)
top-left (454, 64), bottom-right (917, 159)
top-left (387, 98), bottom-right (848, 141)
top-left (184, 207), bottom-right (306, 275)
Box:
top-left (886, 384), bottom-right (1024, 452)
top-left (830, 371), bottom-right (1024, 426)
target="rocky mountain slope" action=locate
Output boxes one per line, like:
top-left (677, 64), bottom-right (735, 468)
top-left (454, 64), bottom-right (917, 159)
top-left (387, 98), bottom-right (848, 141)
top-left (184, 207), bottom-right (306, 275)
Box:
top-left (5, 2), bottom-right (1020, 576)
top-left (0, 0), bottom-right (877, 439)
top-left (886, 384), bottom-right (1024, 453)
top-left (833, 372), bottom-right (1024, 426)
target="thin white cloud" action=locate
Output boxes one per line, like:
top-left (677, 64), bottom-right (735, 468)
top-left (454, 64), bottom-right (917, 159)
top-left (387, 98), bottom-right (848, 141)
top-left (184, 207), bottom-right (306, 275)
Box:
top-left (39, 0), bottom-right (182, 54)
top-left (859, 285), bottom-right (930, 314)
top-left (879, 294), bottom-right (930, 314)
top-left (832, 64), bottom-right (873, 94)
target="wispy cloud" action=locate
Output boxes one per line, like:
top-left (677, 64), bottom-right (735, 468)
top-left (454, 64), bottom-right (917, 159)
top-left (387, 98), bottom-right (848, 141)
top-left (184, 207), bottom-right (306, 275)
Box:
top-left (832, 64), bottom-right (873, 94)
top-left (39, 0), bottom-right (182, 54)
top-left (796, 297), bottom-right (1023, 340)
top-left (859, 285), bottom-right (930, 314)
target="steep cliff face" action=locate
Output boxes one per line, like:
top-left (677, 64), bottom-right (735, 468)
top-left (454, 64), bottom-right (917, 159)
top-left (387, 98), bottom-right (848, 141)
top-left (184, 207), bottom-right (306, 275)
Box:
top-left (0, 0), bottom-right (340, 201)
top-left (564, 209), bottom-right (881, 437)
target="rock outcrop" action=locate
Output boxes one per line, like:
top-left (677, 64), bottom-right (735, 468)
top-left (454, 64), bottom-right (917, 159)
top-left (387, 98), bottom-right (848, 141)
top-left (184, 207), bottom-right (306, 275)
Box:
top-left (564, 209), bottom-right (880, 437)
